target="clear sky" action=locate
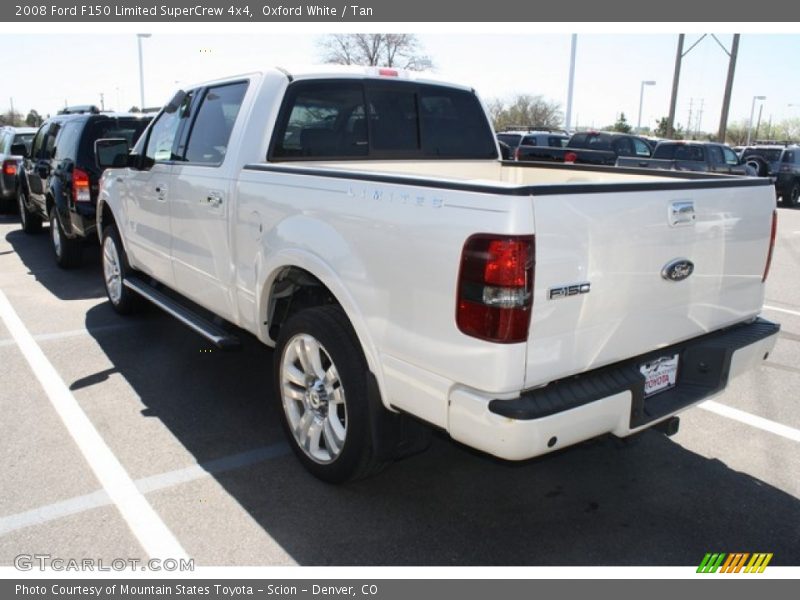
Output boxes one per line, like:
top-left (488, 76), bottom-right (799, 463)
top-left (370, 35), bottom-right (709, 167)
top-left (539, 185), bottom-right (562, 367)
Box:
top-left (1, 32), bottom-right (798, 132)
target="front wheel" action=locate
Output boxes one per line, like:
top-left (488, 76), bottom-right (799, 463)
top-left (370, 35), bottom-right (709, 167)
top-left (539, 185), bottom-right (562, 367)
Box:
top-left (101, 224), bottom-right (141, 314)
top-left (274, 306), bottom-right (384, 483)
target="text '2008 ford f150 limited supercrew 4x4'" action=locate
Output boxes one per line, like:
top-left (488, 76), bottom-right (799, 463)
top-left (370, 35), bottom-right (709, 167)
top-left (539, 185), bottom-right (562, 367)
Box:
top-left (95, 66), bottom-right (780, 483)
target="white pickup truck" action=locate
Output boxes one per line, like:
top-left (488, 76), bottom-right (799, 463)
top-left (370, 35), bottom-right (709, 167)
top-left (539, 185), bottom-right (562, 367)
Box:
top-left (96, 67), bottom-right (780, 482)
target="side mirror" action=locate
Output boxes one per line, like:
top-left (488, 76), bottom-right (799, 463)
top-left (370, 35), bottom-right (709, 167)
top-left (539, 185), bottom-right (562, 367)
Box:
top-left (95, 138), bottom-right (130, 169)
top-left (10, 143), bottom-right (29, 158)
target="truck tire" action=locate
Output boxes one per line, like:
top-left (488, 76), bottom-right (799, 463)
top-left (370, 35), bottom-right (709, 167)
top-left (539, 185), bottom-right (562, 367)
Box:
top-left (18, 190), bottom-right (42, 234)
top-left (274, 305), bottom-right (388, 483)
top-left (785, 182), bottom-right (800, 208)
top-left (101, 223), bottom-right (142, 314)
top-left (49, 207), bottom-right (82, 268)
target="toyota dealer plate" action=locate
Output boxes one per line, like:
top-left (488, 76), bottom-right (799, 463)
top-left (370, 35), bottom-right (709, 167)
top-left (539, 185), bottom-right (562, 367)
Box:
top-left (640, 354), bottom-right (679, 397)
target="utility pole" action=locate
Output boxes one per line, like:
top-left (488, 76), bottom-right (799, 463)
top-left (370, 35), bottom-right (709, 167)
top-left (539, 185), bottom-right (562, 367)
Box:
top-left (667, 34), bottom-right (685, 138)
top-left (717, 34), bottom-right (739, 143)
top-left (754, 103), bottom-right (764, 142)
top-left (564, 34), bottom-right (577, 131)
top-left (695, 99), bottom-right (704, 138)
top-left (687, 98), bottom-right (694, 139)
top-left (100, 93), bottom-right (105, 111)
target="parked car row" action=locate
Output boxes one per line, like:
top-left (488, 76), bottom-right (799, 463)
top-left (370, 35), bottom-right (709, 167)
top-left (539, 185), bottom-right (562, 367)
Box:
top-left (6, 110), bottom-right (152, 267)
top-left (0, 125), bottom-right (37, 212)
top-left (496, 127), bottom-right (798, 206)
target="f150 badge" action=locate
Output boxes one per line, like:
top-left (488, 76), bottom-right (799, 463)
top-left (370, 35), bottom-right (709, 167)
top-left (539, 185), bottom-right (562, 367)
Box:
top-left (549, 282), bottom-right (591, 300)
top-left (662, 258), bottom-right (694, 282)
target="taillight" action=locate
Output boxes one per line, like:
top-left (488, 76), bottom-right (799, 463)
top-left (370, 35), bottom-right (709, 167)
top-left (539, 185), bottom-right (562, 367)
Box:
top-left (2, 160), bottom-right (16, 176)
top-left (514, 147), bottom-right (521, 161)
top-left (564, 151), bottom-right (578, 163)
top-left (72, 167), bottom-right (90, 203)
top-left (378, 68), bottom-right (398, 77)
top-left (456, 235), bottom-right (534, 344)
top-left (762, 209), bottom-right (777, 282)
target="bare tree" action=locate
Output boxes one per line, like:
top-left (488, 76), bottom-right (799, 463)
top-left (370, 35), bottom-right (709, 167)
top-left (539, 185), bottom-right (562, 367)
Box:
top-left (489, 94), bottom-right (563, 132)
top-left (318, 34), bottom-right (433, 71)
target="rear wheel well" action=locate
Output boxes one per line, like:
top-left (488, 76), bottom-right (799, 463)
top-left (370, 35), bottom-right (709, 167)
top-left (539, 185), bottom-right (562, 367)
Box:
top-left (267, 267), bottom-right (340, 341)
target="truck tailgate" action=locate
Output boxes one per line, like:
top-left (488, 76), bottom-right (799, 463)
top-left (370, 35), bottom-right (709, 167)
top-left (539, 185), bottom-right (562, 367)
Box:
top-left (526, 181), bottom-right (775, 388)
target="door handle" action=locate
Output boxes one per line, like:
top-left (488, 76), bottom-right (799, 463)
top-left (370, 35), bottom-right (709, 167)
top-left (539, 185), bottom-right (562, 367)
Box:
top-left (206, 191), bottom-right (223, 208)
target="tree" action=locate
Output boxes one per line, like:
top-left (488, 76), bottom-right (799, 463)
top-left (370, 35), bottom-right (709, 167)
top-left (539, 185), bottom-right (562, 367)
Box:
top-left (0, 110), bottom-right (23, 127)
top-left (610, 112), bottom-right (631, 133)
top-left (654, 117), bottom-right (669, 138)
top-left (25, 110), bottom-right (43, 127)
top-left (489, 94), bottom-right (563, 132)
top-left (318, 34), bottom-right (433, 71)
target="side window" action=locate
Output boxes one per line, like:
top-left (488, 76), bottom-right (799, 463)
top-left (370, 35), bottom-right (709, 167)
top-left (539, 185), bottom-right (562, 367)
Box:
top-left (42, 123), bottom-right (62, 160)
top-left (721, 146), bottom-right (739, 166)
top-left (707, 145), bottom-right (724, 164)
top-left (0, 132), bottom-right (8, 154)
top-left (522, 136), bottom-right (537, 146)
top-left (30, 126), bottom-right (48, 159)
top-left (184, 81), bottom-right (248, 165)
top-left (633, 138), bottom-right (651, 157)
top-left (53, 122), bottom-right (82, 161)
top-left (613, 138), bottom-right (634, 156)
top-left (145, 94), bottom-right (193, 164)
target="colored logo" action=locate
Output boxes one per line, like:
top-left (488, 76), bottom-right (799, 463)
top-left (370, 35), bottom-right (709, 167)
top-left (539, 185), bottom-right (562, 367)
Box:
top-left (697, 552), bottom-right (773, 573)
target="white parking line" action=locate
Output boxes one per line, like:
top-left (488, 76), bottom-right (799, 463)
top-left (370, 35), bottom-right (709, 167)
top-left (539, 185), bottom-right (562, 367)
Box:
top-left (763, 304), bottom-right (800, 318)
top-left (698, 400), bottom-right (800, 443)
top-left (0, 290), bottom-right (188, 560)
top-left (0, 322), bottom-right (139, 348)
top-left (0, 443), bottom-right (289, 537)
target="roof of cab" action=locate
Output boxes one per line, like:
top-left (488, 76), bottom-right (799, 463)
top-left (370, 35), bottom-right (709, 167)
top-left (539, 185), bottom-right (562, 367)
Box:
top-left (183, 65), bottom-right (473, 93)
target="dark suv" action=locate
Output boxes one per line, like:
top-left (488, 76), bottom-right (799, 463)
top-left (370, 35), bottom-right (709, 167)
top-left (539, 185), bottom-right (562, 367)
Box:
top-left (741, 145), bottom-right (800, 207)
top-left (0, 126), bottom-right (37, 212)
top-left (18, 111), bottom-right (151, 267)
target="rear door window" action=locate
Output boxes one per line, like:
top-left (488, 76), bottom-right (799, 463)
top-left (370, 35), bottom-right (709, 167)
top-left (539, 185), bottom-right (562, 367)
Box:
top-left (707, 145), bottom-right (724, 165)
top-left (53, 121), bottom-right (82, 161)
top-left (42, 123), bottom-right (62, 160)
top-left (184, 81), bottom-right (248, 165)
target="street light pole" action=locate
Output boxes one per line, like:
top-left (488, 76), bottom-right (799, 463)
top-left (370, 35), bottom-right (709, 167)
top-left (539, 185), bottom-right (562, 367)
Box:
top-left (564, 34), bottom-right (577, 132)
top-left (137, 34), bottom-right (151, 111)
top-left (746, 95), bottom-right (766, 146)
top-left (637, 80), bottom-right (656, 133)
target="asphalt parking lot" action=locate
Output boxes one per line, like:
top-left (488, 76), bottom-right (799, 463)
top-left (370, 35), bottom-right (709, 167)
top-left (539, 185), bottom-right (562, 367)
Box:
top-left (0, 206), bottom-right (798, 568)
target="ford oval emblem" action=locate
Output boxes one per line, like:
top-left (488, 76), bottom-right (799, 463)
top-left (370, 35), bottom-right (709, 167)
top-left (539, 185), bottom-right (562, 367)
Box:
top-left (661, 259), bottom-right (694, 282)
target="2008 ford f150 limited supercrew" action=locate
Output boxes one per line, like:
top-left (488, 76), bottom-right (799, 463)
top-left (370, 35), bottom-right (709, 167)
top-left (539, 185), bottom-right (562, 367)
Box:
top-left (95, 67), bottom-right (780, 482)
